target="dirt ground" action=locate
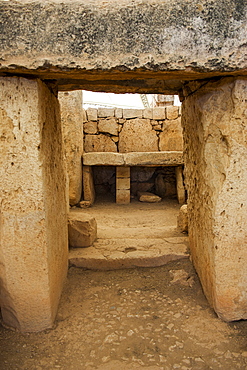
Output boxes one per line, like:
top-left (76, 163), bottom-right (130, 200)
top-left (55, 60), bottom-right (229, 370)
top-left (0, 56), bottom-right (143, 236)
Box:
top-left (1, 197), bottom-right (247, 369)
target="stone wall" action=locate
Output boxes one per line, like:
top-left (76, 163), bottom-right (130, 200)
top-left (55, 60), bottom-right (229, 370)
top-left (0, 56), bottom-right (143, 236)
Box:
top-left (182, 77), bottom-right (247, 321)
top-left (83, 106), bottom-right (182, 153)
top-left (59, 91), bottom-right (84, 206)
top-left (0, 77), bottom-right (68, 332)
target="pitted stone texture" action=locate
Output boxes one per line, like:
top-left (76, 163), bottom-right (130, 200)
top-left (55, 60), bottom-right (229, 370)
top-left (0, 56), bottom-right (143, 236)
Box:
top-left (119, 119), bottom-right (158, 152)
top-left (83, 165), bottom-right (95, 204)
top-left (68, 212), bottom-right (97, 248)
top-left (98, 108), bottom-right (115, 118)
top-left (86, 108), bottom-right (97, 121)
top-left (123, 109), bottom-right (143, 119)
top-left (177, 205), bottom-right (188, 233)
top-left (182, 77), bottom-right (247, 321)
top-left (153, 107), bottom-right (166, 120)
top-left (59, 91), bottom-right (83, 206)
top-left (0, 77), bottom-right (68, 332)
top-left (83, 121), bottom-right (97, 134)
top-left (159, 118), bottom-right (183, 151)
top-left (0, 1), bottom-right (247, 93)
top-left (83, 152), bottom-right (124, 166)
top-left (98, 118), bottom-right (118, 136)
top-left (166, 106), bottom-right (179, 120)
top-left (84, 134), bottom-right (117, 152)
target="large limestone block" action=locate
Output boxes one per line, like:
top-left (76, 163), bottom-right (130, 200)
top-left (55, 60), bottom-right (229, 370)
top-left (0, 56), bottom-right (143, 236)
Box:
top-left (87, 108), bottom-right (97, 121)
top-left (68, 212), bottom-right (97, 247)
top-left (153, 107), bottom-right (166, 120)
top-left (0, 1), bottom-right (246, 94)
top-left (0, 77), bottom-right (68, 332)
top-left (83, 121), bottom-right (98, 134)
top-left (98, 118), bottom-right (118, 136)
top-left (159, 118), bottom-right (183, 151)
top-left (124, 151), bottom-right (184, 166)
top-left (119, 119), bottom-right (158, 152)
top-left (83, 165), bottom-right (95, 204)
top-left (166, 106), bottom-right (179, 120)
top-left (84, 134), bottom-right (117, 152)
top-left (59, 91), bottom-right (83, 206)
top-left (83, 152), bottom-right (124, 166)
top-left (98, 108), bottom-right (115, 118)
top-left (123, 109), bottom-right (143, 119)
top-left (182, 77), bottom-right (247, 321)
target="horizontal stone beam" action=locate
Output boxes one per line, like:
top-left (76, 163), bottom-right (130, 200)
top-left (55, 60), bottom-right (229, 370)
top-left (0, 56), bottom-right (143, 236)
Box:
top-left (82, 151), bottom-right (183, 166)
top-left (0, 1), bottom-right (246, 92)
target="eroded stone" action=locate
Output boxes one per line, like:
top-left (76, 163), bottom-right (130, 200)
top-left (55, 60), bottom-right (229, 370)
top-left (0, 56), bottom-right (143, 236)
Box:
top-left (68, 212), bottom-right (97, 248)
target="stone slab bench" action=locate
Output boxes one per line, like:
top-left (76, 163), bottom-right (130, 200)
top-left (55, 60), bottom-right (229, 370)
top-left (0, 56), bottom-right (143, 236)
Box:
top-left (82, 151), bottom-right (183, 166)
top-left (82, 151), bottom-right (185, 205)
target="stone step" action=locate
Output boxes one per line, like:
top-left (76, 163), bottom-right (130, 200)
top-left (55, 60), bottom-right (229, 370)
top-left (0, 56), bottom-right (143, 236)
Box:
top-left (97, 226), bottom-right (182, 239)
top-left (69, 237), bottom-right (189, 270)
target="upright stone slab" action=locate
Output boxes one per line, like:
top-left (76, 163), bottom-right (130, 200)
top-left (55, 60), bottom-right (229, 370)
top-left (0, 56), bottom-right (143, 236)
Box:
top-left (182, 77), bottom-right (247, 321)
top-left (0, 77), bottom-right (68, 332)
top-left (59, 91), bottom-right (83, 206)
top-left (83, 165), bottom-right (95, 204)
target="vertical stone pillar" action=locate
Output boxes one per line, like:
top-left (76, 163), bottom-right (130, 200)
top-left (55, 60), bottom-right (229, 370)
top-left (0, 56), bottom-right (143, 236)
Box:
top-left (182, 77), bottom-right (247, 321)
top-left (175, 166), bottom-right (185, 204)
top-left (116, 167), bottom-right (130, 204)
top-left (83, 165), bottom-right (95, 204)
top-left (0, 77), bottom-right (68, 332)
top-left (59, 91), bottom-right (84, 206)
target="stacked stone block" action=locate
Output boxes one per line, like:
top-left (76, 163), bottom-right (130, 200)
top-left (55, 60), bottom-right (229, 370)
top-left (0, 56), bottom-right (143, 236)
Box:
top-left (83, 107), bottom-right (182, 153)
top-left (116, 167), bottom-right (130, 204)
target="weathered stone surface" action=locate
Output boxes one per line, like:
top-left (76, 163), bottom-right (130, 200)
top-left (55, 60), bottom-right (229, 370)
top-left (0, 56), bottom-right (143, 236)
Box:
top-left (98, 118), bottom-right (118, 136)
top-left (159, 118), bottom-right (183, 151)
top-left (175, 166), bottom-right (186, 204)
top-left (123, 109), bottom-right (143, 119)
top-left (182, 77), bottom-right (247, 321)
top-left (98, 108), bottom-right (115, 118)
top-left (119, 119), bottom-right (158, 152)
top-left (84, 134), bottom-right (117, 152)
top-left (137, 192), bottom-right (161, 203)
top-left (115, 108), bottom-right (123, 119)
top-left (68, 212), bottom-right (97, 248)
top-left (116, 166), bottom-right (130, 178)
top-left (143, 108), bottom-right (153, 119)
top-left (59, 91), bottom-right (83, 206)
top-left (0, 77), bottom-right (68, 332)
top-left (69, 237), bottom-right (188, 270)
top-left (166, 106), bottom-right (179, 120)
top-left (83, 152), bottom-right (124, 166)
top-left (116, 189), bottom-right (130, 204)
top-left (116, 166), bottom-right (130, 204)
top-left (177, 205), bottom-right (188, 233)
top-left (83, 165), bottom-right (95, 204)
top-left (0, 1), bottom-right (246, 94)
top-left (87, 108), bottom-right (97, 121)
top-left (124, 151), bottom-right (184, 166)
top-left (83, 121), bottom-right (98, 134)
top-left (153, 107), bottom-right (166, 120)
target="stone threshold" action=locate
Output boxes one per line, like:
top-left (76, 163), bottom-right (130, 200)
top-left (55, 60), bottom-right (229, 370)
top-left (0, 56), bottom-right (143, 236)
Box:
top-left (83, 151), bottom-right (183, 166)
top-left (69, 236), bottom-right (189, 270)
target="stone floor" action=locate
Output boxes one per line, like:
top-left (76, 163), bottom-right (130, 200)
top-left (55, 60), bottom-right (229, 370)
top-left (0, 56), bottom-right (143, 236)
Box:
top-left (69, 196), bottom-right (188, 270)
top-left (1, 197), bottom-right (247, 369)
top-left (1, 260), bottom-right (247, 369)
